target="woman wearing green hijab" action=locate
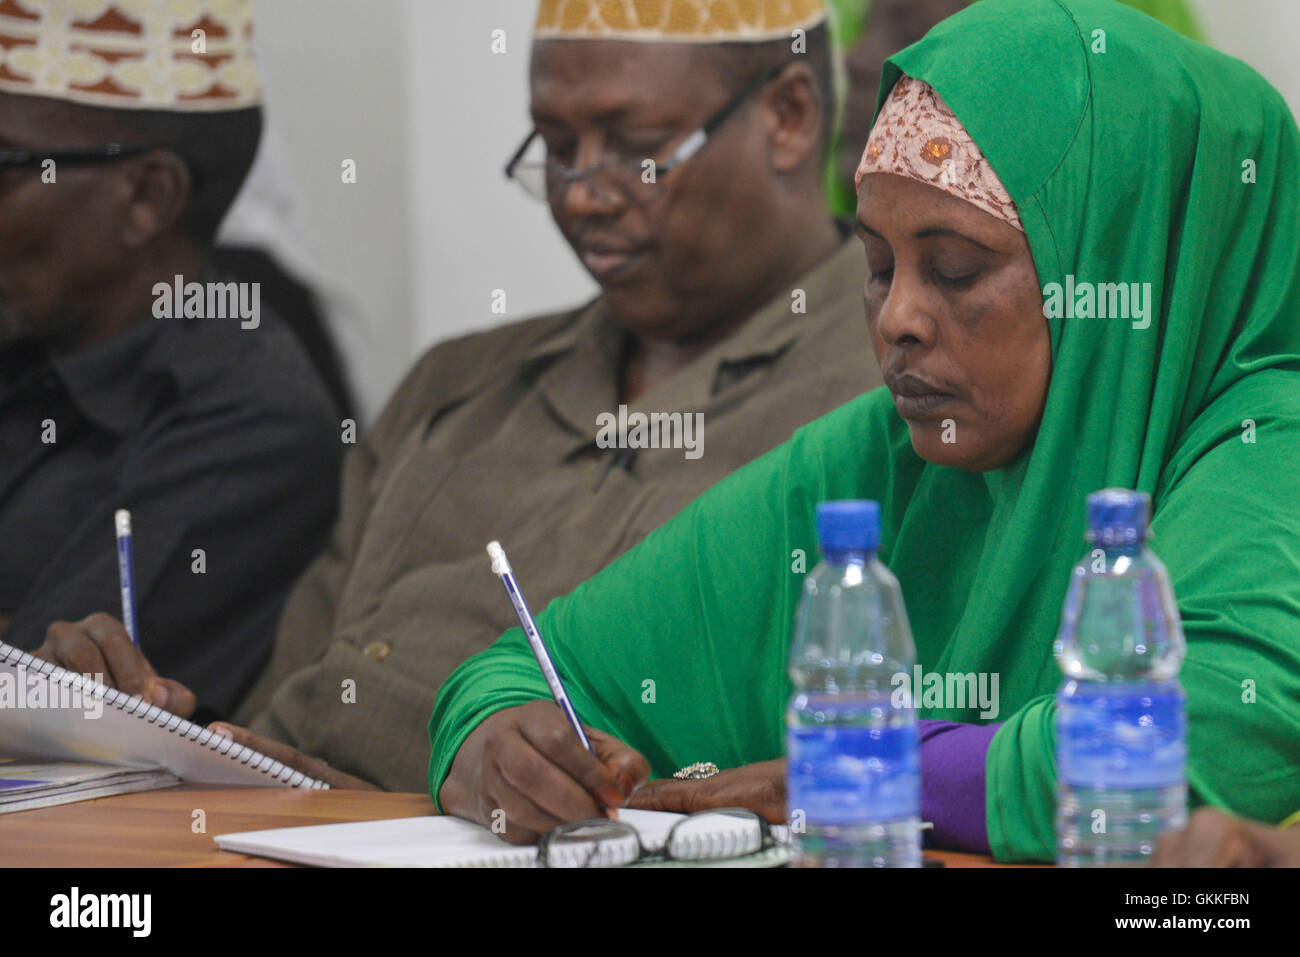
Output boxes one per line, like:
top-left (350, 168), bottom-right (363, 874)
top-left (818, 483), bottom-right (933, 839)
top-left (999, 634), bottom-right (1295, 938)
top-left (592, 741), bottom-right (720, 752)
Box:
top-left (429, 0), bottom-right (1300, 863)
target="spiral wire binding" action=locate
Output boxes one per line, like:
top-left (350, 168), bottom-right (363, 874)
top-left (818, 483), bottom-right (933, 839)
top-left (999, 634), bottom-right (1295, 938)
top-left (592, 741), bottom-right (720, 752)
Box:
top-left (666, 820), bottom-right (763, 861)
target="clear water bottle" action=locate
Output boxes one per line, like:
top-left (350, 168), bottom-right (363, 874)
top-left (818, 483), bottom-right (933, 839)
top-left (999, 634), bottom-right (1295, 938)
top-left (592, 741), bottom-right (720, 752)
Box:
top-left (786, 500), bottom-right (921, 867)
top-left (1055, 489), bottom-right (1188, 867)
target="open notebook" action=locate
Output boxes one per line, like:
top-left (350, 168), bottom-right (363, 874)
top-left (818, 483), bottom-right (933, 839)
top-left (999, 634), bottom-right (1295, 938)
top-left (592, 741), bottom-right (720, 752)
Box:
top-left (216, 810), bottom-right (788, 867)
top-left (0, 640), bottom-right (327, 789)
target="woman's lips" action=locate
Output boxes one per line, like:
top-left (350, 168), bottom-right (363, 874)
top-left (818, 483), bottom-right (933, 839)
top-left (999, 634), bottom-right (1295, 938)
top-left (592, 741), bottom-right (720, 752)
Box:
top-left (891, 390), bottom-right (956, 418)
top-left (884, 372), bottom-right (959, 419)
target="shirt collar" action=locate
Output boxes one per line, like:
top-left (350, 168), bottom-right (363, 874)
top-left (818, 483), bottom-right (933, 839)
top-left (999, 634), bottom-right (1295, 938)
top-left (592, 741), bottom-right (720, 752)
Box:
top-left (528, 300), bottom-right (623, 437)
top-left (20, 264), bottom-right (252, 436)
top-left (652, 223), bottom-right (862, 410)
top-left (44, 317), bottom-right (168, 436)
top-left (520, 303), bottom-right (602, 365)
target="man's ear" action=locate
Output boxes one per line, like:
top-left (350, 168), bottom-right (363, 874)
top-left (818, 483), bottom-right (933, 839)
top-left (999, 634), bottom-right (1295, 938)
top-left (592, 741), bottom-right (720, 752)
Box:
top-left (120, 150), bottom-right (192, 250)
top-left (762, 62), bottom-right (824, 176)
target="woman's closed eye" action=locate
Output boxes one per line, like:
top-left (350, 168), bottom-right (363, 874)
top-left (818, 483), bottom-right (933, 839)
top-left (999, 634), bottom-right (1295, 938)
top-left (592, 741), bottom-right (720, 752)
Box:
top-left (869, 264), bottom-right (983, 288)
top-left (933, 265), bottom-right (982, 289)
top-left (928, 250), bottom-right (989, 290)
top-left (866, 247), bottom-right (895, 284)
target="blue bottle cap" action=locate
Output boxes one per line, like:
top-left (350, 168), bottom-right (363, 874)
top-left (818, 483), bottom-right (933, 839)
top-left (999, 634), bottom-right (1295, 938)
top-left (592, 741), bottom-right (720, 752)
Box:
top-left (1086, 488), bottom-right (1150, 546)
top-left (816, 500), bottom-right (880, 553)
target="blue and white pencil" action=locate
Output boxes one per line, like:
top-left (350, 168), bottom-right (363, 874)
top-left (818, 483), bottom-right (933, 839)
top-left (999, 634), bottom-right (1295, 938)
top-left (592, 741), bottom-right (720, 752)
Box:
top-left (486, 540), bottom-right (594, 755)
top-left (115, 509), bottom-right (139, 646)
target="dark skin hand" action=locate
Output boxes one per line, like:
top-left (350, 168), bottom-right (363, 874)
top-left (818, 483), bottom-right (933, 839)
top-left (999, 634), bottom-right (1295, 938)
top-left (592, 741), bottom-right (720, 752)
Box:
top-left (33, 613), bottom-right (372, 790)
top-left (626, 759), bottom-right (787, 824)
top-left (1153, 807), bottom-right (1300, 867)
top-left (439, 700), bottom-right (651, 845)
top-left (206, 723), bottom-right (378, 791)
top-left (35, 612), bottom-right (196, 715)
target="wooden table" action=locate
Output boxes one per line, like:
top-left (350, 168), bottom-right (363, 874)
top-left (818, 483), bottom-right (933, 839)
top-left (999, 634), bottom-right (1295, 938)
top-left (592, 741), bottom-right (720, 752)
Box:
top-left (0, 784), bottom-right (1026, 867)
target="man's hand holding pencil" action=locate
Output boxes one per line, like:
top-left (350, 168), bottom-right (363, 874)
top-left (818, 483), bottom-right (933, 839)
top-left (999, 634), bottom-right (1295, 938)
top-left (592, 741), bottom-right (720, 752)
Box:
top-left (31, 611), bottom-right (376, 790)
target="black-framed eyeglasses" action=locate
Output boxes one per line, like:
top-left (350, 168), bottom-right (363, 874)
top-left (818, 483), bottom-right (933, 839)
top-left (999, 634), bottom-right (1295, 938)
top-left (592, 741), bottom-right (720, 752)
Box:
top-left (536, 807), bottom-right (782, 868)
top-left (0, 143), bottom-right (149, 169)
top-left (505, 63), bottom-right (785, 205)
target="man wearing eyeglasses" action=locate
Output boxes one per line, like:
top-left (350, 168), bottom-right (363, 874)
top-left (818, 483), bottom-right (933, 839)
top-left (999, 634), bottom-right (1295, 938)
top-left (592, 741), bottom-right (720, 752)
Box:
top-left (36, 0), bottom-right (881, 791)
top-left (2, 1), bottom-right (341, 716)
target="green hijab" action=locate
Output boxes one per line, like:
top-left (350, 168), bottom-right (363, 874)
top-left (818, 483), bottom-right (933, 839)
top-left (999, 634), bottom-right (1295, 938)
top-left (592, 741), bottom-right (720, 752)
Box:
top-left (431, 0), bottom-right (1300, 861)
top-left (879, 0), bottom-right (1300, 857)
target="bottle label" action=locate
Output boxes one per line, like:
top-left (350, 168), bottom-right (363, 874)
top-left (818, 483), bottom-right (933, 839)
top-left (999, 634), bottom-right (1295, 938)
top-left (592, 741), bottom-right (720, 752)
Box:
top-left (1056, 682), bottom-right (1186, 790)
top-left (786, 722), bottom-right (920, 826)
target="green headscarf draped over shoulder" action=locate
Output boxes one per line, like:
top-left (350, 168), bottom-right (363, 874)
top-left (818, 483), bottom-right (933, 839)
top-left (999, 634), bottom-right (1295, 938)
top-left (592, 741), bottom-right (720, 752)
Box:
top-left (877, 0), bottom-right (1300, 857)
top-left (430, 0), bottom-right (1300, 862)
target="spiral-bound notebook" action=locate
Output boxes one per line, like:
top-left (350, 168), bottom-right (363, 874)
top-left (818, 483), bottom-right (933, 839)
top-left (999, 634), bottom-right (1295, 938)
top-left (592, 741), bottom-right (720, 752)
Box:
top-left (0, 640), bottom-right (327, 789)
top-left (216, 809), bottom-right (787, 867)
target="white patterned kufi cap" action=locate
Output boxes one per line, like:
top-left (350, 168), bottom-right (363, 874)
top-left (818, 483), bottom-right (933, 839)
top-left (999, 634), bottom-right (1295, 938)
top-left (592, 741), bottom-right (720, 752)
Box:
top-left (534, 0), bottom-right (827, 43)
top-left (0, 0), bottom-right (259, 111)
top-left (856, 74), bottom-right (1023, 233)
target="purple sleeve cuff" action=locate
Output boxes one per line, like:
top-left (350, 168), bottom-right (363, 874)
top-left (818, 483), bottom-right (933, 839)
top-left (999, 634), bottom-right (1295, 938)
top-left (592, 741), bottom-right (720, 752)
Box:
top-left (919, 719), bottom-right (1002, 854)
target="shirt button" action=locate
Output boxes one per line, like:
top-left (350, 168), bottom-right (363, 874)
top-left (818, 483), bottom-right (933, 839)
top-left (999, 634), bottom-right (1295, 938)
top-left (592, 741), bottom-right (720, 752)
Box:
top-left (363, 640), bottom-right (392, 662)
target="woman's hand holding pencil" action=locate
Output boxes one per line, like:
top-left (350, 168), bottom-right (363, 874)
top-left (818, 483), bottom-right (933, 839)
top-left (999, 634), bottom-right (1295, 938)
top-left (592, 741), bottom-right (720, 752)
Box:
top-left (439, 700), bottom-right (649, 846)
top-left (450, 541), bottom-right (650, 844)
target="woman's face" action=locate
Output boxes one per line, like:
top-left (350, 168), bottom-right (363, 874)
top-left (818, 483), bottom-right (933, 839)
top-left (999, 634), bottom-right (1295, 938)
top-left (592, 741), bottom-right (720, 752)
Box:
top-left (857, 172), bottom-right (1051, 471)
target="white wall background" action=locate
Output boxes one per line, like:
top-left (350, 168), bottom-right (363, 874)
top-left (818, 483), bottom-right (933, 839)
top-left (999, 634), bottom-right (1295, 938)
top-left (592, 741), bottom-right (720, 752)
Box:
top-left (407, 0), bottom-right (597, 355)
top-left (244, 0), bottom-right (1300, 417)
top-left (1190, 0), bottom-right (1300, 115)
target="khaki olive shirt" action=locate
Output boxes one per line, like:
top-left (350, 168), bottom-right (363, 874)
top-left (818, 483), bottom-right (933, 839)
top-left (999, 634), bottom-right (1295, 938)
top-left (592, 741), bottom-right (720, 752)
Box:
top-left (236, 234), bottom-right (882, 790)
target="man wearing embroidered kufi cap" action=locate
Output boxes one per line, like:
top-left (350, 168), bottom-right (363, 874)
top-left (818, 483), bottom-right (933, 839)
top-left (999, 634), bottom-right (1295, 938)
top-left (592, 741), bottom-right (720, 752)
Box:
top-left (34, 0), bottom-right (885, 792)
top-left (2, 0), bottom-right (342, 718)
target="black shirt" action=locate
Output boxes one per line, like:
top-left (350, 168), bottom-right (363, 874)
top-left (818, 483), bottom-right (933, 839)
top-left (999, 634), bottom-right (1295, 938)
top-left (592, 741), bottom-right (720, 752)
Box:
top-left (0, 306), bottom-right (342, 716)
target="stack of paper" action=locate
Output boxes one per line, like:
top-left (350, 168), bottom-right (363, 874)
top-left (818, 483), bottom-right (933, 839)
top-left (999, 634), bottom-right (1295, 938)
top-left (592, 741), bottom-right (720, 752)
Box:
top-left (0, 761), bottom-right (180, 814)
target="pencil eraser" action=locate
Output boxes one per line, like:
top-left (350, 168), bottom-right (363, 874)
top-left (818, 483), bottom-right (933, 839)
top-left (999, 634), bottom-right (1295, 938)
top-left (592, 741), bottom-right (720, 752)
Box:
top-left (486, 540), bottom-right (511, 577)
top-left (114, 510), bottom-right (131, 536)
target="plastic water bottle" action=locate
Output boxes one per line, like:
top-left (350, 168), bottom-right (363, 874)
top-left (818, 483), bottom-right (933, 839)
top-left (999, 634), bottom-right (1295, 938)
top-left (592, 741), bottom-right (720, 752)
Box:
top-left (1055, 488), bottom-right (1188, 867)
top-left (786, 500), bottom-right (921, 867)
